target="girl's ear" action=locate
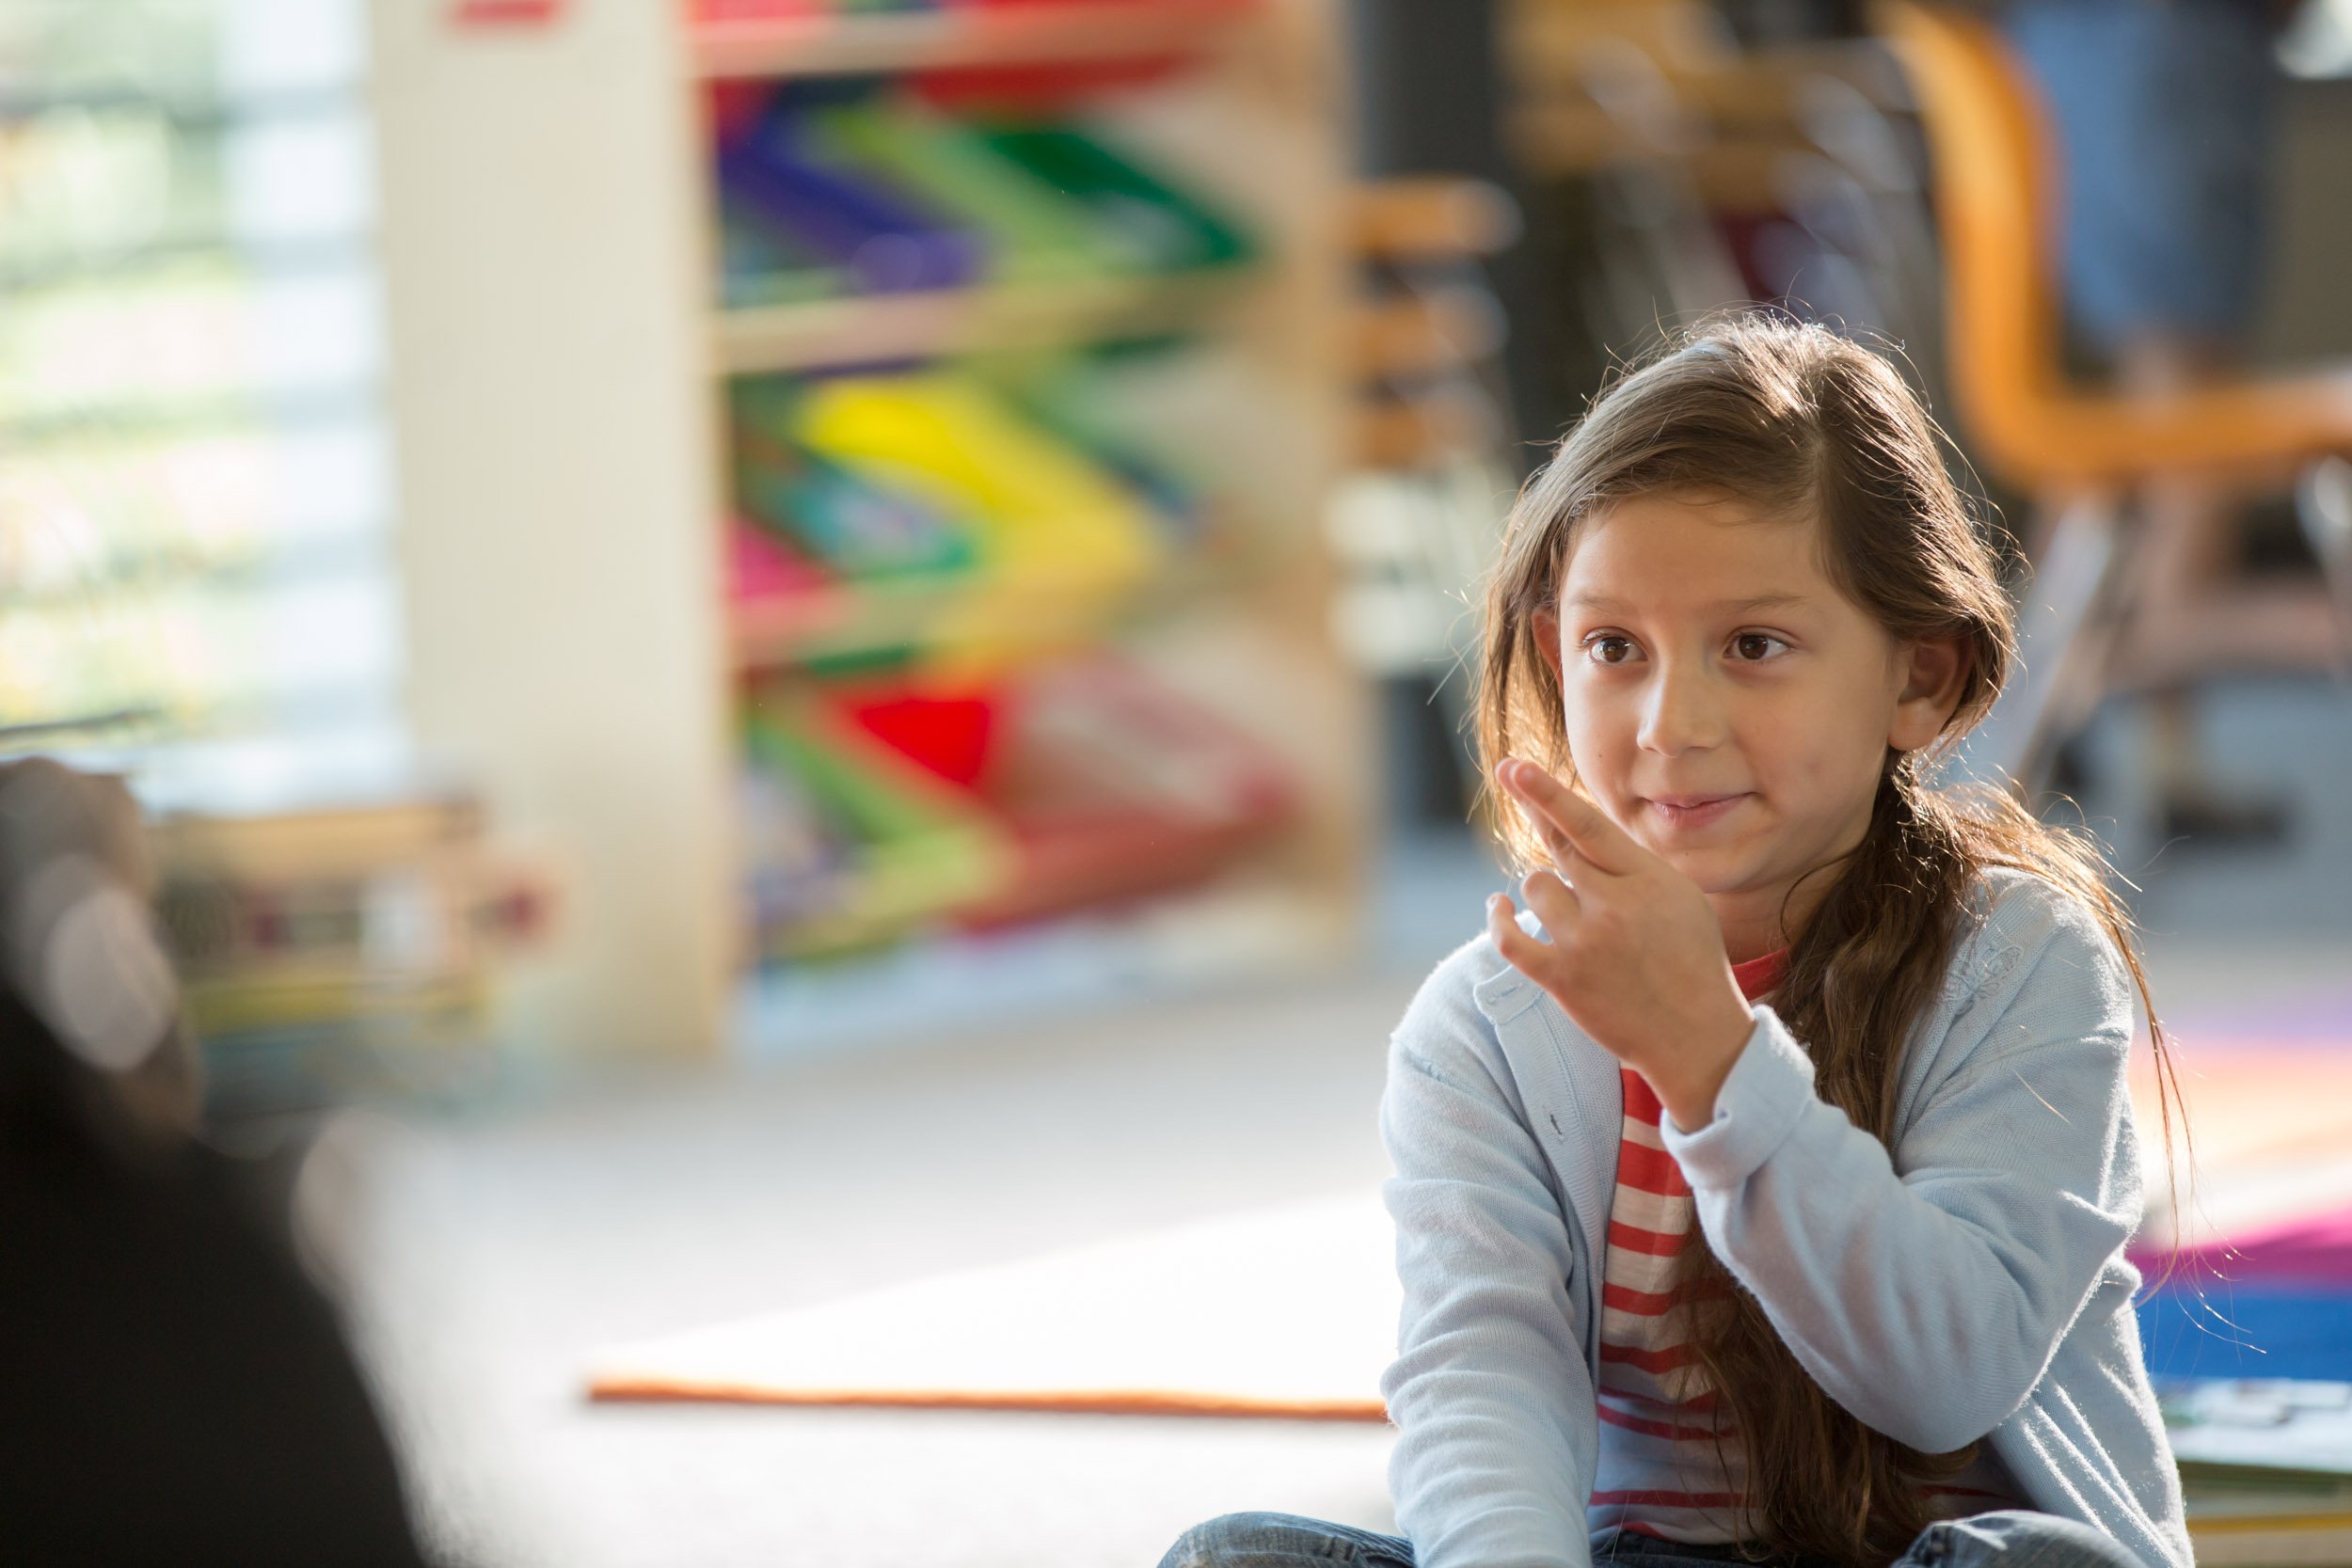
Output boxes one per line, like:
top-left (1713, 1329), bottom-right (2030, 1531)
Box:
top-left (1533, 609), bottom-right (1565, 680)
top-left (1889, 634), bottom-right (1969, 752)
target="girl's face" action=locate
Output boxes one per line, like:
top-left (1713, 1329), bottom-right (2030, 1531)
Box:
top-left (1540, 491), bottom-right (1964, 957)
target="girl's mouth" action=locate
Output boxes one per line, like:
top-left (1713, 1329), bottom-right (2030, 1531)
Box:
top-left (1643, 793), bottom-right (1750, 831)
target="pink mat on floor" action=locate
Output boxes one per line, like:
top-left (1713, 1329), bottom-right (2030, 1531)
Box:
top-left (2136, 1206), bottom-right (2352, 1287)
top-left (2127, 986), bottom-right (2352, 1246)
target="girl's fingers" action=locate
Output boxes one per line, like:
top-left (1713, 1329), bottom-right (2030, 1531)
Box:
top-left (1525, 808), bottom-right (1597, 884)
top-left (1486, 893), bottom-right (1545, 975)
top-left (1498, 758), bottom-right (1640, 876)
top-left (1486, 891), bottom-right (1520, 951)
top-left (1497, 769), bottom-right (1596, 881)
top-left (1489, 878), bottom-right (1578, 990)
top-left (1518, 866), bottom-right (1581, 929)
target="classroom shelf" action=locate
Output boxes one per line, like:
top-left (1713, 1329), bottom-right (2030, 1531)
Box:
top-left (370, 0), bottom-right (1360, 1053)
top-left (692, 0), bottom-right (1367, 1045)
top-left (691, 0), bottom-right (1262, 82)
top-left (711, 267), bottom-right (1262, 375)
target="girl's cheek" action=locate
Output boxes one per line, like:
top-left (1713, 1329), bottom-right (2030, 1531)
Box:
top-left (1568, 724), bottom-right (1632, 784)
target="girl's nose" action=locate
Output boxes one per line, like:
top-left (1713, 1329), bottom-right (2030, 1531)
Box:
top-left (1637, 661), bottom-right (1727, 755)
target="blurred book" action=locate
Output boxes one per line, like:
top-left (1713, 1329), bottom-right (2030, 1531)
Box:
top-left (2163, 1379), bottom-right (2352, 1566)
top-left (739, 655), bottom-right (1292, 959)
top-left (714, 87), bottom-right (1256, 307)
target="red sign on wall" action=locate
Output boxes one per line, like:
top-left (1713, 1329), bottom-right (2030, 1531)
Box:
top-left (452, 0), bottom-right (565, 24)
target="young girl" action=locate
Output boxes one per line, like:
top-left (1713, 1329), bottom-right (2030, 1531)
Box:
top-left (1161, 316), bottom-right (2188, 1568)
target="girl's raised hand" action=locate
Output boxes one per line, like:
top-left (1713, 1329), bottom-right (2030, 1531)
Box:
top-left (1486, 757), bottom-right (1757, 1132)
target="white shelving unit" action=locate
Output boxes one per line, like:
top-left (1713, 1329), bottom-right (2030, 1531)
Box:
top-left (373, 0), bottom-right (1368, 1058)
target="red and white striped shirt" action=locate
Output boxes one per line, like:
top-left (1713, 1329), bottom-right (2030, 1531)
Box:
top-left (1589, 949), bottom-right (2021, 1544)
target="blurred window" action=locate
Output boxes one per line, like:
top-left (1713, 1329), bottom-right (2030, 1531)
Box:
top-left (0, 0), bottom-right (405, 812)
top-left (2282, 0), bottom-right (2352, 77)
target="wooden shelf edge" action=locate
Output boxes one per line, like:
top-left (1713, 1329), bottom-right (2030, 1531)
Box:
top-left (730, 875), bottom-right (1356, 1057)
top-left (711, 267), bottom-right (1261, 375)
top-left (691, 0), bottom-right (1262, 81)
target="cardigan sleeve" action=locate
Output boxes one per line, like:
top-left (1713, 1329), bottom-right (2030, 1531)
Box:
top-left (1380, 943), bottom-right (1600, 1568)
top-left (1658, 879), bottom-right (2146, 1455)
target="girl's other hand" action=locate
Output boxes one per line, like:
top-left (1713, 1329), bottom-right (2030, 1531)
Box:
top-left (1486, 757), bottom-right (1756, 1132)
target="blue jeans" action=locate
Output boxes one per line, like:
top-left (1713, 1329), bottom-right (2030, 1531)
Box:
top-left (1159, 1509), bottom-right (2144, 1568)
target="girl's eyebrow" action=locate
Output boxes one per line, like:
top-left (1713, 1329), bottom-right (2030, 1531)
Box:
top-left (1561, 591), bottom-right (1816, 613)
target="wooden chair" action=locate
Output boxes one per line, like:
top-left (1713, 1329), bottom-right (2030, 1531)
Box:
top-left (1350, 178), bottom-right (1520, 471)
top-left (1879, 0), bottom-right (2352, 791)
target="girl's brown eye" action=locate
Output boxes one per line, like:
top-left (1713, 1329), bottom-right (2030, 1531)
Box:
top-left (1733, 633), bottom-right (1785, 661)
top-left (1588, 636), bottom-right (1634, 664)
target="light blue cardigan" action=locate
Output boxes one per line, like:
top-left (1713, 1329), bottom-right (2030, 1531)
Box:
top-left (1378, 866), bottom-right (2190, 1568)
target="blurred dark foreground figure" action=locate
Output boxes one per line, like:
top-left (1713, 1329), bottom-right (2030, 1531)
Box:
top-left (0, 758), bottom-right (431, 1567)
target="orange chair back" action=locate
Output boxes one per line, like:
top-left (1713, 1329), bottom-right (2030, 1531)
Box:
top-left (1884, 9), bottom-right (2352, 493)
top-left (1877, 0), bottom-right (2074, 486)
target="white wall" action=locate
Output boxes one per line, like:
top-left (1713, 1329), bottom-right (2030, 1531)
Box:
top-left (370, 1), bottom-right (731, 1054)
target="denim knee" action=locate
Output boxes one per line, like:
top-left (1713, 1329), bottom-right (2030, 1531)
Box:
top-left (1904, 1510), bottom-right (2141, 1568)
top-left (1160, 1510), bottom-right (1408, 1568)
top-left (1163, 1513), bottom-right (1306, 1568)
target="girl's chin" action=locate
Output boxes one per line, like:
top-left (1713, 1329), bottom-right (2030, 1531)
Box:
top-left (1653, 845), bottom-right (1769, 895)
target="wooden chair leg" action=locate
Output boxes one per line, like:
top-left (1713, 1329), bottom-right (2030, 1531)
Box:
top-left (1944, 491), bottom-right (2130, 797)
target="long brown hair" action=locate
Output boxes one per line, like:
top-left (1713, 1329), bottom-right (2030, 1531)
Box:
top-left (1473, 313), bottom-right (2185, 1565)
